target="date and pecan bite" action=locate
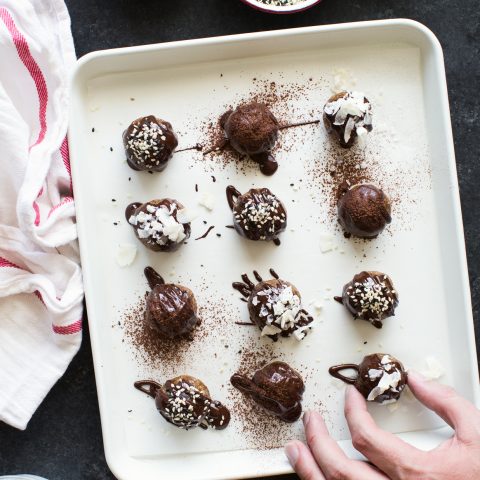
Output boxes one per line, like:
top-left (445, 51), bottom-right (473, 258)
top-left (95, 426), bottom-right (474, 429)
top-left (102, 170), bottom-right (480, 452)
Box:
top-left (123, 115), bottom-right (178, 171)
top-left (337, 183), bottom-right (392, 238)
top-left (335, 271), bottom-right (398, 329)
top-left (329, 353), bottom-right (407, 404)
top-left (226, 186), bottom-right (287, 245)
top-left (134, 375), bottom-right (230, 430)
top-left (125, 198), bottom-right (192, 252)
top-left (323, 91), bottom-right (372, 148)
top-left (143, 266), bottom-right (199, 339)
top-left (231, 361), bottom-right (305, 422)
top-left (221, 102), bottom-right (280, 175)
top-left (233, 269), bottom-right (313, 341)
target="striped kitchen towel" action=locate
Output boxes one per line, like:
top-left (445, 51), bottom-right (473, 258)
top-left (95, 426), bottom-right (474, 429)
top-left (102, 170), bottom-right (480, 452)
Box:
top-left (0, 0), bottom-right (83, 430)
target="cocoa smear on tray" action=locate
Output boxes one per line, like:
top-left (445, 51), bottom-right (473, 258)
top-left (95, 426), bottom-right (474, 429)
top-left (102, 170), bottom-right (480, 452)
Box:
top-left (121, 292), bottom-right (195, 370)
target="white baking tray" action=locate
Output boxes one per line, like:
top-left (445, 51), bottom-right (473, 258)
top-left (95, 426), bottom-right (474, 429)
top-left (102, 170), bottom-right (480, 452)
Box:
top-left (69, 20), bottom-right (480, 480)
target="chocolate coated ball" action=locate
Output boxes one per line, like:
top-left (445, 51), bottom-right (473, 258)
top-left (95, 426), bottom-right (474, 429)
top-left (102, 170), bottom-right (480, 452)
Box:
top-left (126, 198), bottom-right (191, 252)
top-left (335, 271), bottom-right (398, 328)
top-left (222, 102), bottom-right (279, 156)
top-left (227, 186), bottom-right (287, 243)
top-left (323, 91), bottom-right (372, 148)
top-left (123, 115), bottom-right (178, 171)
top-left (231, 361), bottom-right (305, 422)
top-left (329, 353), bottom-right (407, 404)
top-left (338, 184), bottom-right (391, 238)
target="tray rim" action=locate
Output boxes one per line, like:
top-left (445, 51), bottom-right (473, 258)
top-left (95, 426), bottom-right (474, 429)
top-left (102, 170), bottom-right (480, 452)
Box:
top-left (69, 18), bottom-right (480, 480)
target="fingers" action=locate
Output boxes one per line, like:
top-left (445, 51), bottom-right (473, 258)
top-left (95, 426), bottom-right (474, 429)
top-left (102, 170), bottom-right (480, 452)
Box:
top-left (303, 410), bottom-right (389, 480)
top-left (408, 371), bottom-right (480, 440)
top-left (344, 385), bottom-right (425, 478)
top-left (285, 440), bottom-right (326, 480)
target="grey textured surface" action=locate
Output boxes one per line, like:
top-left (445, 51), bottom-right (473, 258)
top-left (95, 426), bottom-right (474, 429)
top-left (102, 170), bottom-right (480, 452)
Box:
top-left (0, 1), bottom-right (478, 479)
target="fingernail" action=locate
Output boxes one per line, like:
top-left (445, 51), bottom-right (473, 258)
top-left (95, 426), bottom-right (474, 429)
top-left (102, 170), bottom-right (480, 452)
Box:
top-left (345, 384), bottom-right (355, 397)
top-left (302, 410), bottom-right (311, 427)
top-left (285, 442), bottom-right (299, 467)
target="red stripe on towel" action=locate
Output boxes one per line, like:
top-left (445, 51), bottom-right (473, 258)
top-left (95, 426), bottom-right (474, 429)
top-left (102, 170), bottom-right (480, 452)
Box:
top-left (53, 318), bottom-right (83, 335)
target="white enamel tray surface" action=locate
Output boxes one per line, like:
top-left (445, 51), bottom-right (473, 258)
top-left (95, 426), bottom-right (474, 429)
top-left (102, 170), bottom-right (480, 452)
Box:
top-left (69, 20), bottom-right (479, 480)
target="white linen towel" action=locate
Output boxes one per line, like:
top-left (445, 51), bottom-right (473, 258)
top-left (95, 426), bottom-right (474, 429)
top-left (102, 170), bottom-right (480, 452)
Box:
top-left (0, 0), bottom-right (83, 430)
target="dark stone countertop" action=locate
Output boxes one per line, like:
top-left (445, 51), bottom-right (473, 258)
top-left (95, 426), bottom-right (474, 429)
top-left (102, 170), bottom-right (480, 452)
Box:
top-left (0, 1), bottom-right (478, 479)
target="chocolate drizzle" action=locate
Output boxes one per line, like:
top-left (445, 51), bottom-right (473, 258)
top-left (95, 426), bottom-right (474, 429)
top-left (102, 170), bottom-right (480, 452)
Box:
top-left (176, 144), bottom-right (203, 153)
top-left (144, 266), bottom-right (165, 289)
top-left (125, 202), bottom-right (141, 221)
top-left (279, 119), bottom-right (321, 130)
top-left (226, 185), bottom-right (241, 210)
top-left (328, 364), bottom-right (359, 384)
top-left (195, 225), bottom-right (215, 240)
top-left (231, 362), bottom-right (304, 423)
top-left (250, 152), bottom-right (278, 176)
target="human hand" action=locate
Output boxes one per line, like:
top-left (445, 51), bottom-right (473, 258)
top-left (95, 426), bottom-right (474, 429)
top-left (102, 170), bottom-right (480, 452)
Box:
top-left (285, 371), bottom-right (480, 479)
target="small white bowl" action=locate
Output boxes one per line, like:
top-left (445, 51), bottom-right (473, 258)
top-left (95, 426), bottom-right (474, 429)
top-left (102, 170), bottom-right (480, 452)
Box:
top-left (240, 0), bottom-right (322, 14)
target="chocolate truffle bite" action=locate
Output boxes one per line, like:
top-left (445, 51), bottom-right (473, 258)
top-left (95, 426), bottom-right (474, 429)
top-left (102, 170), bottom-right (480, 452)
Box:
top-left (143, 267), bottom-right (199, 339)
top-left (329, 353), bottom-right (407, 404)
top-left (231, 362), bottom-right (304, 422)
top-left (222, 102), bottom-right (279, 175)
top-left (226, 186), bottom-right (287, 244)
top-left (233, 270), bottom-right (313, 341)
top-left (338, 184), bottom-right (392, 238)
top-left (323, 91), bottom-right (372, 148)
top-left (123, 115), bottom-right (178, 171)
top-left (335, 271), bottom-right (398, 328)
top-left (125, 198), bottom-right (191, 252)
top-left (134, 375), bottom-right (230, 430)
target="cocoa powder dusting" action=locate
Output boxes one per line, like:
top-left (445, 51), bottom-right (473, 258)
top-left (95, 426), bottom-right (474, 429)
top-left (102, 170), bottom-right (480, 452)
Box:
top-left (121, 292), bottom-right (195, 370)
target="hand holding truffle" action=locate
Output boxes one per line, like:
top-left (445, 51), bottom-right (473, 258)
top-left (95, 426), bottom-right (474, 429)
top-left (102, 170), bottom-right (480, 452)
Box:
top-left (285, 372), bottom-right (480, 480)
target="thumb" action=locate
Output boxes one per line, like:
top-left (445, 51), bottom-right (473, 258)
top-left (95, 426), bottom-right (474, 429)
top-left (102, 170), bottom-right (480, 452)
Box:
top-left (408, 371), bottom-right (480, 440)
